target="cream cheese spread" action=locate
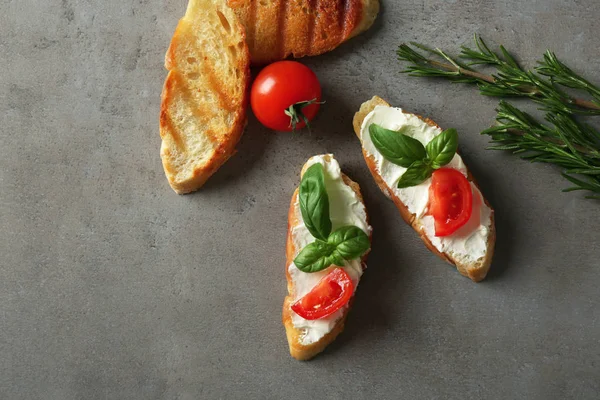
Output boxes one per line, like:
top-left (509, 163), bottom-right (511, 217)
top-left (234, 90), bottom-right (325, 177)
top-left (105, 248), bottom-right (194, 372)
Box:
top-left (288, 155), bottom-right (372, 345)
top-left (359, 105), bottom-right (492, 265)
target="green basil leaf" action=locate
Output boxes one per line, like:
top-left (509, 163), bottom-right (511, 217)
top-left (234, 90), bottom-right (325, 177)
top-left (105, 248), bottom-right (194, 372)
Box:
top-left (327, 226), bottom-right (370, 260)
top-left (329, 251), bottom-right (346, 267)
top-left (369, 124), bottom-right (427, 168)
top-left (299, 163), bottom-right (332, 241)
top-left (397, 161), bottom-right (433, 188)
top-left (294, 240), bottom-right (338, 273)
top-left (425, 128), bottom-right (458, 169)
top-left (294, 226), bottom-right (370, 273)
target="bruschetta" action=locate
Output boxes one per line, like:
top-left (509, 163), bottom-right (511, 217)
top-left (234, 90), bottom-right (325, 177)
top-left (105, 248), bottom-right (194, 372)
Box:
top-left (353, 96), bottom-right (495, 282)
top-left (283, 154), bottom-right (372, 360)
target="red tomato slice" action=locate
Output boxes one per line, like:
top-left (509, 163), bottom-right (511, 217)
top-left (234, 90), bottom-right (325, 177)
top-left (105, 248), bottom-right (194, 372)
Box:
top-left (428, 168), bottom-right (473, 237)
top-left (250, 61), bottom-right (322, 132)
top-left (291, 268), bottom-right (354, 320)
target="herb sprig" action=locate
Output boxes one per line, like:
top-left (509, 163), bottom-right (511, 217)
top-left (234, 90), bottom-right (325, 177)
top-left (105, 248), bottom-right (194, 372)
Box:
top-left (482, 102), bottom-right (600, 196)
top-left (397, 36), bottom-right (600, 115)
top-left (293, 164), bottom-right (370, 273)
top-left (397, 35), bottom-right (600, 198)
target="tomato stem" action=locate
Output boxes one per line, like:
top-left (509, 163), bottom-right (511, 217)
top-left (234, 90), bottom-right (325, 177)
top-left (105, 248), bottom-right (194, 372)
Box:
top-left (284, 98), bottom-right (324, 132)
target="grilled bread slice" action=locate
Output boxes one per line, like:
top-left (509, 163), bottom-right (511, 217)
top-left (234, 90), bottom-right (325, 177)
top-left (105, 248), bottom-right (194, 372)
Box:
top-left (227, 0), bottom-right (379, 65)
top-left (160, 0), bottom-right (251, 194)
top-left (353, 96), bottom-right (495, 282)
top-left (283, 154), bottom-right (371, 360)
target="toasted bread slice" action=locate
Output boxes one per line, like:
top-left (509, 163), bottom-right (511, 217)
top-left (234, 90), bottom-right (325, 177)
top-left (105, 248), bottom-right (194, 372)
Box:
top-left (283, 155), bottom-right (371, 360)
top-left (353, 96), bottom-right (495, 282)
top-left (160, 0), bottom-right (251, 194)
top-left (227, 0), bottom-right (379, 65)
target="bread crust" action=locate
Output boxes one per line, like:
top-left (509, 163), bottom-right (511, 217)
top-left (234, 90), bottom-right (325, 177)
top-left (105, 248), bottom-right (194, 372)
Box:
top-left (160, 0), bottom-right (251, 194)
top-left (228, 0), bottom-right (379, 65)
top-left (283, 156), bottom-right (371, 360)
top-left (353, 96), bottom-right (495, 282)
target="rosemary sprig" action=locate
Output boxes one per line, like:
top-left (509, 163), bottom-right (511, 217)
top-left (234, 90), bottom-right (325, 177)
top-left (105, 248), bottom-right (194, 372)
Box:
top-left (397, 35), bottom-right (600, 198)
top-left (397, 36), bottom-right (600, 115)
top-left (482, 102), bottom-right (600, 198)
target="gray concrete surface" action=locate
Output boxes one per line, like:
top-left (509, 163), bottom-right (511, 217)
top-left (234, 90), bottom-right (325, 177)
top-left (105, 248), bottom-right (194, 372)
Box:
top-left (1, 0), bottom-right (600, 399)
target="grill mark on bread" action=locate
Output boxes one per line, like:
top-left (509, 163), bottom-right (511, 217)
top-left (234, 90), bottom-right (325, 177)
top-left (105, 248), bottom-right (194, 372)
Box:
top-left (160, 110), bottom-right (185, 150)
top-left (342, 0), bottom-right (361, 38)
top-left (305, 0), bottom-right (317, 54)
top-left (175, 71), bottom-right (220, 146)
top-left (248, 0), bottom-right (257, 51)
top-left (268, 0), bottom-right (283, 61)
top-left (162, 71), bottom-right (219, 148)
top-left (277, 0), bottom-right (289, 59)
top-left (160, 73), bottom-right (185, 149)
top-left (340, 0), bottom-right (349, 38)
top-left (329, 0), bottom-right (344, 45)
top-left (198, 54), bottom-right (234, 113)
top-left (310, 0), bottom-right (343, 51)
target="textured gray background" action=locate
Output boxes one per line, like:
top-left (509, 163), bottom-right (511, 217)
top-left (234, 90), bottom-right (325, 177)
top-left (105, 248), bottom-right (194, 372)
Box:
top-left (1, 0), bottom-right (599, 399)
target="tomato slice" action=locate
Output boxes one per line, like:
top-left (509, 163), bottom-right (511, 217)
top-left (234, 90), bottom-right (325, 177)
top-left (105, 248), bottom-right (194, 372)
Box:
top-left (428, 168), bottom-right (473, 237)
top-left (291, 268), bottom-right (354, 320)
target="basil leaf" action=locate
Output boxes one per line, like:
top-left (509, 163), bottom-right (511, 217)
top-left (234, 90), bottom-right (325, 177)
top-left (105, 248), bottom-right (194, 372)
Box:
top-left (327, 226), bottom-right (370, 260)
top-left (294, 240), bottom-right (338, 273)
top-left (330, 251), bottom-right (346, 266)
top-left (369, 124), bottom-right (427, 168)
top-left (397, 161), bottom-right (433, 188)
top-left (426, 128), bottom-right (458, 169)
top-left (299, 163), bottom-right (332, 241)
top-left (294, 227), bottom-right (370, 273)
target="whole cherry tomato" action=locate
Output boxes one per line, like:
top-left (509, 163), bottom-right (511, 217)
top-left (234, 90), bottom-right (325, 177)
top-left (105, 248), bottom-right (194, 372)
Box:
top-left (251, 61), bottom-right (322, 131)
